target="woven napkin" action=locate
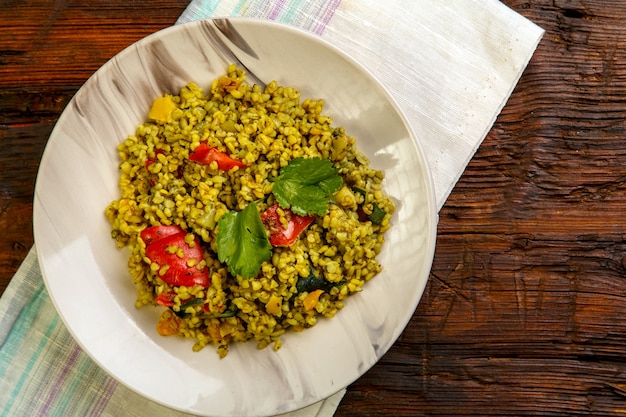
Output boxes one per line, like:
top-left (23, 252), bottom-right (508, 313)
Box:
top-left (0, 1), bottom-right (543, 416)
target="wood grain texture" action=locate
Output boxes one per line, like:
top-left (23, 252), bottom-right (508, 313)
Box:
top-left (3, 0), bottom-right (626, 415)
top-left (336, 1), bottom-right (626, 415)
top-left (0, 0), bottom-right (190, 294)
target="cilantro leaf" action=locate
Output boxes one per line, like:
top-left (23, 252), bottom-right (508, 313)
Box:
top-left (271, 157), bottom-right (342, 216)
top-left (216, 203), bottom-right (272, 279)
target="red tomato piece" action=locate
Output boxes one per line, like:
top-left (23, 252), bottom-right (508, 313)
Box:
top-left (189, 143), bottom-right (247, 171)
top-left (261, 204), bottom-right (315, 247)
top-left (142, 227), bottom-right (210, 288)
top-left (140, 225), bottom-right (184, 245)
top-left (154, 291), bottom-right (177, 307)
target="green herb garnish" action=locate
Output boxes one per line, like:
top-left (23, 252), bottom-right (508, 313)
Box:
top-left (352, 187), bottom-right (367, 198)
top-left (216, 202), bottom-right (272, 279)
top-left (368, 202), bottom-right (386, 225)
top-left (271, 157), bottom-right (342, 216)
top-left (173, 297), bottom-right (204, 318)
top-left (295, 268), bottom-right (335, 295)
top-left (217, 157), bottom-right (342, 278)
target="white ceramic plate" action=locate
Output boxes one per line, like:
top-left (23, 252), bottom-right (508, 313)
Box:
top-left (33, 18), bottom-right (437, 416)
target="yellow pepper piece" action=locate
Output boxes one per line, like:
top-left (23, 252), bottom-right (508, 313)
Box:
top-left (207, 322), bottom-right (222, 342)
top-left (149, 96), bottom-right (177, 122)
top-left (303, 289), bottom-right (324, 312)
top-left (265, 294), bottom-right (283, 316)
top-left (156, 310), bottom-right (181, 336)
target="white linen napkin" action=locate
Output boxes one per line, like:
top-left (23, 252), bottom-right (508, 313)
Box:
top-left (0, 1), bottom-right (543, 416)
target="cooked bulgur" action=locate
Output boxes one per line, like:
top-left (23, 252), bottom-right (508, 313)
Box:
top-left (105, 64), bottom-right (395, 358)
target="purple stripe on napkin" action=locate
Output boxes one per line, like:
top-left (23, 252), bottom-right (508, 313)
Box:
top-left (89, 376), bottom-right (119, 416)
top-left (268, 0), bottom-right (287, 20)
top-left (37, 344), bottom-right (82, 417)
top-left (311, 0), bottom-right (341, 35)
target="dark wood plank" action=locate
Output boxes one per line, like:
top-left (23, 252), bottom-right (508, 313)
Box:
top-left (0, 0), bottom-right (190, 294)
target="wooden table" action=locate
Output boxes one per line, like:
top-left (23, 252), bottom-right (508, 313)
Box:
top-left (2, 1), bottom-right (625, 415)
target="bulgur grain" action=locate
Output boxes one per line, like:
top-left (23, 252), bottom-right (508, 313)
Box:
top-left (105, 65), bottom-right (395, 357)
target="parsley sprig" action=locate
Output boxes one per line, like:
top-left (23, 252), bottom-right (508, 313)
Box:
top-left (216, 202), bottom-right (272, 279)
top-left (271, 157), bottom-right (342, 216)
top-left (216, 157), bottom-right (342, 279)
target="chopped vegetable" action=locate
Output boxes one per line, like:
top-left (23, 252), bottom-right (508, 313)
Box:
top-left (141, 225), bottom-right (183, 245)
top-left (368, 202), bottom-right (387, 225)
top-left (216, 202), bottom-right (272, 279)
top-left (179, 297), bottom-right (204, 310)
top-left (141, 225), bottom-right (210, 287)
top-left (207, 323), bottom-right (222, 342)
top-left (155, 292), bottom-right (205, 318)
top-left (261, 203), bottom-right (315, 247)
top-left (156, 310), bottom-right (182, 336)
top-left (303, 289), bottom-right (324, 312)
top-left (334, 185), bottom-right (358, 210)
top-left (149, 96), bottom-right (177, 122)
top-left (295, 269), bottom-right (335, 294)
top-left (352, 187), bottom-right (387, 225)
top-left (175, 297), bottom-right (205, 318)
top-left (219, 76), bottom-right (240, 92)
top-left (154, 291), bottom-right (177, 307)
top-left (271, 157), bottom-right (342, 216)
top-left (265, 294), bottom-right (283, 316)
top-left (352, 187), bottom-right (367, 198)
top-left (189, 143), bottom-right (247, 171)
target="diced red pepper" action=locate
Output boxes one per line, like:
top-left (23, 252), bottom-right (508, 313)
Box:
top-left (141, 225), bottom-right (210, 287)
top-left (261, 204), bottom-right (315, 247)
top-left (154, 291), bottom-right (177, 307)
top-left (145, 233), bottom-right (209, 287)
top-left (145, 149), bottom-right (164, 169)
top-left (189, 143), bottom-right (247, 171)
top-left (141, 225), bottom-right (184, 245)
top-left (155, 291), bottom-right (205, 311)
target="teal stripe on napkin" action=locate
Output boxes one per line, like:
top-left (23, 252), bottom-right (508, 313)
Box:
top-left (0, 251), bottom-right (120, 417)
top-left (0, 283), bottom-right (56, 415)
top-left (176, 0), bottom-right (342, 35)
